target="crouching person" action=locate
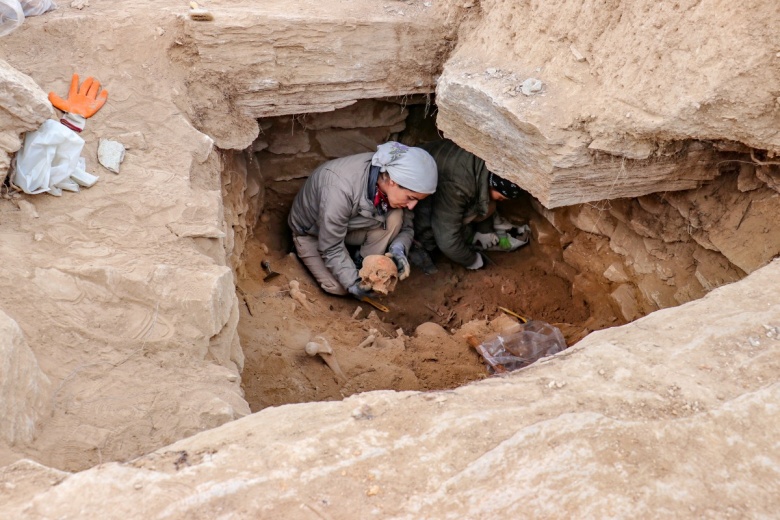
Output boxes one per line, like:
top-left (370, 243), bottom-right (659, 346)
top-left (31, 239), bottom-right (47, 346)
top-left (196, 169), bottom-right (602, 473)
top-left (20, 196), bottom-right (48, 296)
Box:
top-left (413, 139), bottom-right (528, 272)
top-left (288, 142), bottom-right (438, 299)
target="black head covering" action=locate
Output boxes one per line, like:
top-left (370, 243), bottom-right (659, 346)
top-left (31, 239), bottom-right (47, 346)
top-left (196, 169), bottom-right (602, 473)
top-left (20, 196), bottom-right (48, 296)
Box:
top-left (489, 172), bottom-right (523, 199)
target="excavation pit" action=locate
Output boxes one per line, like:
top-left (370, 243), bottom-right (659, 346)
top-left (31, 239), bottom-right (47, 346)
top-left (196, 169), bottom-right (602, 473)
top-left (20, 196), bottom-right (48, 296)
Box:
top-left (226, 99), bottom-right (779, 413)
top-left (232, 99), bottom-right (617, 411)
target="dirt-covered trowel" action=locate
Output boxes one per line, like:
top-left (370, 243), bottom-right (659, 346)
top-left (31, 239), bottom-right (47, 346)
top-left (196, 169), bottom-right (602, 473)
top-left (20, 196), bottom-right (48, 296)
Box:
top-left (360, 296), bottom-right (389, 313)
top-left (261, 260), bottom-right (280, 282)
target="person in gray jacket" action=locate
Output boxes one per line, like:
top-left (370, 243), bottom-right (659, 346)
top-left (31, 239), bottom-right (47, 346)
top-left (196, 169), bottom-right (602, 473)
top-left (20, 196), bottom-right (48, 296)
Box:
top-left (288, 141), bottom-right (438, 299)
top-left (414, 139), bottom-right (527, 272)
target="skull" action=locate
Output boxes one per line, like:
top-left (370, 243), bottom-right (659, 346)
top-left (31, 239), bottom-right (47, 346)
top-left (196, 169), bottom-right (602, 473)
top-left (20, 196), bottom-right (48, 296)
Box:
top-left (358, 255), bottom-right (399, 295)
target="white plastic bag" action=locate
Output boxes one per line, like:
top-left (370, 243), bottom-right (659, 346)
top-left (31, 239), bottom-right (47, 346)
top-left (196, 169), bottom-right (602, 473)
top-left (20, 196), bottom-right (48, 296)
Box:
top-left (12, 119), bottom-right (86, 195)
top-left (20, 0), bottom-right (56, 17)
top-left (0, 0), bottom-right (23, 37)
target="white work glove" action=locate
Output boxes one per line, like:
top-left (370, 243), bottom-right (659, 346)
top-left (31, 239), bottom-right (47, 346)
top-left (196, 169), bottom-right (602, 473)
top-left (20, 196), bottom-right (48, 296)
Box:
top-left (60, 113), bottom-right (87, 133)
top-left (492, 213), bottom-right (513, 231)
top-left (466, 253), bottom-right (485, 270)
top-left (472, 232), bottom-right (499, 250)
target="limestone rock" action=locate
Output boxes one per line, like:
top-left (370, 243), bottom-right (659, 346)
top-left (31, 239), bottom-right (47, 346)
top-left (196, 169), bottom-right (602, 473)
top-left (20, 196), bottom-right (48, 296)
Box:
top-left (0, 311), bottom-right (51, 446)
top-left (603, 262), bottom-right (629, 283)
top-left (266, 128), bottom-right (311, 155)
top-left (3, 260), bottom-right (780, 518)
top-left (178, 1), bottom-right (456, 149)
top-left (434, 1), bottom-right (779, 208)
top-left (97, 139), bottom-right (126, 174)
top-left (315, 127), bottom-right (392, 158)
top-left (0, 59), bottom-right (53, 185)
top-left (302, 99), bottom-right (408, 130)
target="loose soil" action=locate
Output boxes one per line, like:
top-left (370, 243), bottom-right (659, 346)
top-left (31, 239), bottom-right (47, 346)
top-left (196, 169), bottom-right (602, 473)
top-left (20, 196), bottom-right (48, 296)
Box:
top-left (237, 193), bottom-right (621, 412)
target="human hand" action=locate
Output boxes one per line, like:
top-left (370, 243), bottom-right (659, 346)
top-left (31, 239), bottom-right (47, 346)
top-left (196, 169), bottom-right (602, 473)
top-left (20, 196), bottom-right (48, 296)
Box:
top-left (49, 74), bottom-right (109, 119)
top-left (472, 232), bottom-right (499, 250)
top-left (348, 283), bottom-right (377, 301)
top-left (386, 244), bottom-right (410, 280)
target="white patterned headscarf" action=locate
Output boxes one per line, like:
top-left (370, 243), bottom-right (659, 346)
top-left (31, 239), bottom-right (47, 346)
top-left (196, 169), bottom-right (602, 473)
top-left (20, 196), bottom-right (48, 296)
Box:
top-left (371, 141), bottom-right (438, 194)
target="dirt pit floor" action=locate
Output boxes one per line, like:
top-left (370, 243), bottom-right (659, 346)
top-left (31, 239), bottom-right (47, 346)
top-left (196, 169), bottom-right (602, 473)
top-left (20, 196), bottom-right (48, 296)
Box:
top-left (237, 194), bottom-right (622, 411)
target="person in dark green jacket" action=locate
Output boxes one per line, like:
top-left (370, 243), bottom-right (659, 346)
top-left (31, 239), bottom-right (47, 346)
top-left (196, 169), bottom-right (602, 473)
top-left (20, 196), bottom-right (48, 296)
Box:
top-left (413, 139), bottom-right (528, 271)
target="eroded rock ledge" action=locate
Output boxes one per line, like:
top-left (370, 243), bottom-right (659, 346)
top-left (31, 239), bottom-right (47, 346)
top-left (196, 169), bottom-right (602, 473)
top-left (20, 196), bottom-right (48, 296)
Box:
top-left (4, 260), bottom-right (779, 518)
top-left (435, 0), bottom-right (780, 208)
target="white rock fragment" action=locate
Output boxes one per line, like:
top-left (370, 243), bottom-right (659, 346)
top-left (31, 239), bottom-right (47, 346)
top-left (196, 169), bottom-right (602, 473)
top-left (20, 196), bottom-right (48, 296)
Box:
top-left (70, 169), bottom-right (99, 187)
top-left (70, 0), bottom-right (89, 9)
top-left (97, 139), bottom-right (125, 174)
top-left (569, 44), bottom-right (586, 62)
top-left (520, 78), bottom-right (543, 96)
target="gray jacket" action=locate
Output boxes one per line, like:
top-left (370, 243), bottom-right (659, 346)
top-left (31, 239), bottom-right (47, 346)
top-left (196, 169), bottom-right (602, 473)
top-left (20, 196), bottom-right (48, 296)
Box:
top-left (288, 152), bottom-right (414, 290)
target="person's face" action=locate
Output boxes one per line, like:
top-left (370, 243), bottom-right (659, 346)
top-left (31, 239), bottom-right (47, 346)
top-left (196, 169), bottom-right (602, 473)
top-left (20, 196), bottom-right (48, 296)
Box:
top-left (384, 179), bottom-right (429, 210)
top-left (490, 188), bottom-right (508, 201)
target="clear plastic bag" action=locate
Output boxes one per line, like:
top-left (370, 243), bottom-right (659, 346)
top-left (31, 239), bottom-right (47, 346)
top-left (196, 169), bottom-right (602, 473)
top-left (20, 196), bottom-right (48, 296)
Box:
top-left (20, 0), bottom-right (56, 17)
top-left (11, 119), bottom-right (86, 195)
top-left (0, 0), bottom-right (24, 37)
top-left (473, 320), bottom-right (567, 374)
top-left (0, 0), bottom-right (56, 38)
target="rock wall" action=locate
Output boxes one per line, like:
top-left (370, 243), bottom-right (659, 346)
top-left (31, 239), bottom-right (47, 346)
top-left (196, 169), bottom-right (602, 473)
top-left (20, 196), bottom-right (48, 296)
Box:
top-left (220, 150), bottom-right (265, 277)
top-left (0, 3), bottom-right (251, 470)
top-left (254, 98), bottom-right (412, 212)
top-left (434, 0), bottom-right (780, 207)
top-left (171, 0), bottom-right (463, 150)
top-left (525, 164), bottom-right (780, 322)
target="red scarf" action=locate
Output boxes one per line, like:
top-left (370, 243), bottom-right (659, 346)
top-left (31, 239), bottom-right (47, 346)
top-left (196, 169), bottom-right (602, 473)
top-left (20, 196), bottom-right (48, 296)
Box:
top-left (373, 186), bottom-right (389, 213)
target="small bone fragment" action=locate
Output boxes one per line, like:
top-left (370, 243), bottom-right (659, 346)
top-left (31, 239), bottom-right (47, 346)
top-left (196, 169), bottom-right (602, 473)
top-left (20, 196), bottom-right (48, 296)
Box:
top-left (305, 336), bottom-right (346, 381)
top-left (356, 334), bottom-right (376, 349)
top-left (352, 306), bottom-right (364, 320)
top-left (288, 280), bottom-right (311, 310)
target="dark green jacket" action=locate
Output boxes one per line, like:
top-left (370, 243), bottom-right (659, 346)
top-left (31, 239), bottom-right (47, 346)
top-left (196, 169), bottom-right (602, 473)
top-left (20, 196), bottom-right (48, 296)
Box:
top-left (416, 140), bottom-right (491, 266)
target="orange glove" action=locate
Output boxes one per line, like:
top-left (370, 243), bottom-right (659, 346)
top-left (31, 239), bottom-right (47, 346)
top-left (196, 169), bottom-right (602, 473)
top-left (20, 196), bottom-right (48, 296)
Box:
top-left (48, 74), bottom-right (108, 132)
